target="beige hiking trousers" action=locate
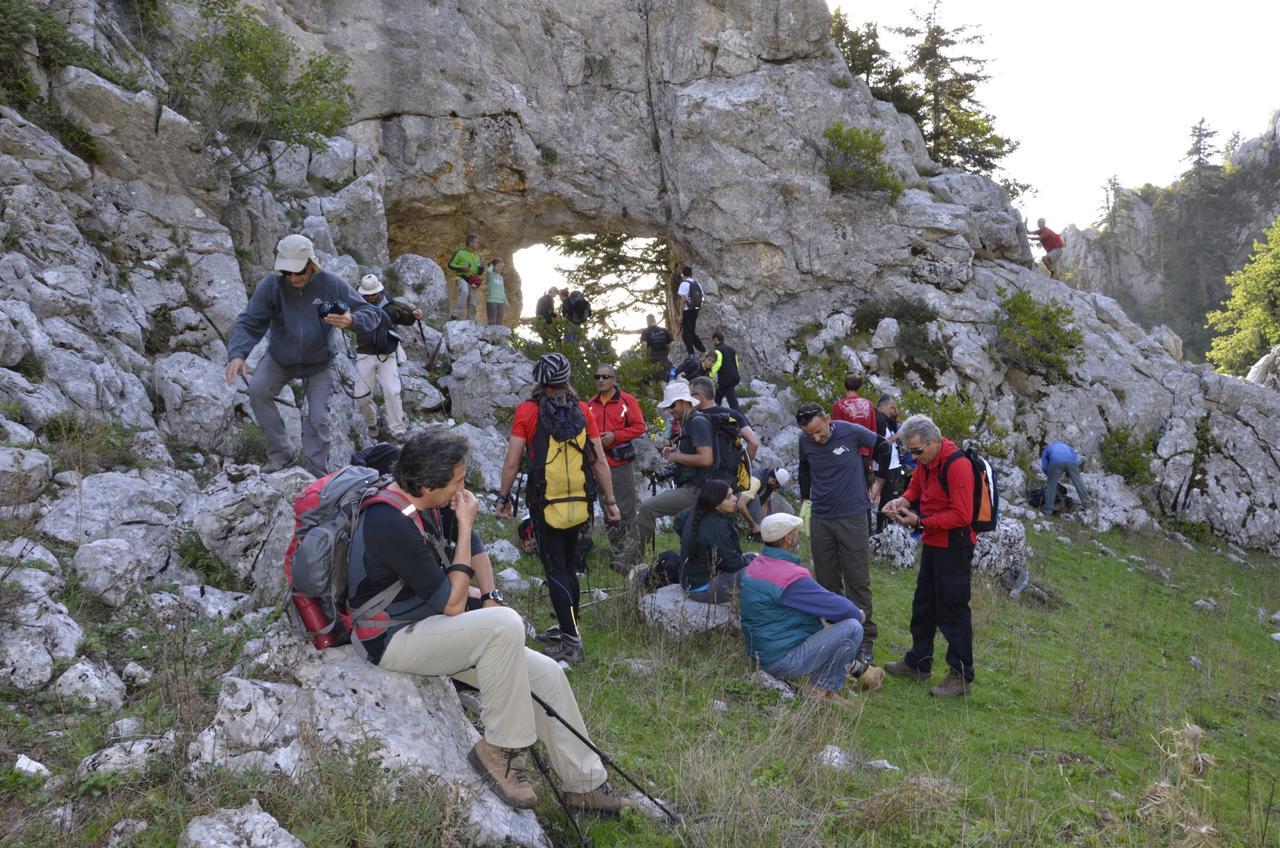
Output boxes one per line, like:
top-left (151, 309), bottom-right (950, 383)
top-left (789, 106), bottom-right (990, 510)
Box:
top-left (379, 606), bottom-right (607, 792)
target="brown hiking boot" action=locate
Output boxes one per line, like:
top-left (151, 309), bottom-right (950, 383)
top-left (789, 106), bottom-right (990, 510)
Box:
top-left (565, 782), bottom-right (636, 817)
top-left (857, 666), bottom-right (886, 692)
top-left (884, 660), bottom-right (932, 680)
top-left (796, 681), bottom-right (860, 708)
top-left (929, 669), bottom-right (971, 698)
top-left (467, 739), bottom-right (538, 809)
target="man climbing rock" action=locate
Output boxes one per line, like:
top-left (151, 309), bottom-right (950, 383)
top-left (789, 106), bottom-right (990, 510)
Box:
top-left (709, 330), bottom-right (743, 412)
top-left (447, 233), bottom-right (484, 320)
top-left (1040, 440), bottom-right (1092, 516)
top-left (225, 234), bottom-right (378, 475)
top-left (1028, 218), bottom-right (1065, 280)
top-left (676, 265), bottom-right (705, 355)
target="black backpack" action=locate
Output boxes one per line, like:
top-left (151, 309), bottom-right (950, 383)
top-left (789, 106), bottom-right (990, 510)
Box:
top-left (686, 279), bottom-right (703, 310)
top-left (366, 307), bottom-right (402, 356)
top-left (938, 447), bottom-right (1000, 535)
top-left (698, 408), bottom-right (751, 492)
top-left (646, 327), bottom-right (673, 351)
top-left (564, 291), bottom-right (591, 325)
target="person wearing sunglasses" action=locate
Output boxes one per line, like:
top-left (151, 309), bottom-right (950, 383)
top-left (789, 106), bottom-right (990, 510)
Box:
top-left (881, 415), bottom-right (977, 698)
top-left (225, 234), bottom-right (379, 475)
top-left (795, 401), bottom-right (891, 679)
top-left (586, 365), bottom-right (646, 553)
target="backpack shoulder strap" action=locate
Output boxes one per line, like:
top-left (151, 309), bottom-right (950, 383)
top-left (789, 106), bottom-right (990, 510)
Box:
top-left (937, 451), bottom-right (964, 494)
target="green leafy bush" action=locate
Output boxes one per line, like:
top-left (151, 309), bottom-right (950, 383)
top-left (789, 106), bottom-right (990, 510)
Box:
top-left (1098, 427), bottom-right (1157, 486)
top-left (853, 294), bottom-right (947, 380)
top-left (514, 317), bottom-right (618, 401)
top-left (165, 0), bottom-right (353, 169)
top-left (820, 121), bottom-right (904, 200)
top-left (994, 287), bottom-right (1084, 382)
top-left (853, 294), bottom-right (937, 333)
top-left (1206, 214), bottom-right (1280, 374)
top-left (901, 388), bottom-right (980, 443)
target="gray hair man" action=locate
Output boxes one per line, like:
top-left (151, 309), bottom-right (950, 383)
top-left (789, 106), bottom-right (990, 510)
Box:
top-left (225, 234), bottom-right (379, 475)
top-left (881, 414), bottom-right (977, 698)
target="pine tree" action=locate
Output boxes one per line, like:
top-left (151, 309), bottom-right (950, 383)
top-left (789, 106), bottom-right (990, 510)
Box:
top-left (829, 12), bottom-right (925, 124)
top-left (1206, 213), bottom-right (1280, 374)
top-left (547, 234), bottom-right (676, 328)
top-left (1184, 118), bottom-right (1219, 171)
top-left (891, 1), bottom-right (1020, 189)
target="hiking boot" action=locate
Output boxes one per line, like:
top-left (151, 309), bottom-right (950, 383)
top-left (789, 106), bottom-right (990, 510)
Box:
top-left (542, 633), bottom-right (584, 666)
top-left (929, 669), bottom-right (971, 698)
top-left (564, 782), bottom-right (636, 817)
top-left (797, 683), bottom-right (859, 708)
top-left (261, 457), bottom-right (290, 474)
top-left (532, 625), bottom-right (562, 645)
top-left (884, 660), bottom-right (932, 680)
top-left (857, 666), bottom-right (885, 692)
top-left (856, 640), bottom-right (874, 668)
top-left (467, 740), bottom-right (538, 809)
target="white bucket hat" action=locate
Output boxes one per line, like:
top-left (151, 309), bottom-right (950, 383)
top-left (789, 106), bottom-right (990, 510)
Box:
top-left (656, 381), bottom-right (696, 409)
top-left (358, 274), bottom-right (384, 295)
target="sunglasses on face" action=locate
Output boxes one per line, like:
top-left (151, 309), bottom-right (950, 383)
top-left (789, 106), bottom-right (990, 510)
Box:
top-left (906, 444), bottom-right (929, 456)
top-left (279, 269), bottom-right (303, 279)
top-left (795, 412), bottom-right (820, 426)
top-left (594, 374), bottom-right (614, 380)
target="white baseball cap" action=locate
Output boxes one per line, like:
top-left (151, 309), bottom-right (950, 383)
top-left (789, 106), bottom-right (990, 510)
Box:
top-left (274, 234), bottom-right (316, 273)
top-left (773, 468), bottom-right (791, 487)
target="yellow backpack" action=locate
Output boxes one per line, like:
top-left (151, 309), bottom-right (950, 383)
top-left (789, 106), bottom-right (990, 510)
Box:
top-left (527, 395), bottom-right (596, 529)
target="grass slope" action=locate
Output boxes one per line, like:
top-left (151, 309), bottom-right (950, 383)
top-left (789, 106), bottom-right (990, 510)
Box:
top-left (3, 519), bottom-right (1278, 847)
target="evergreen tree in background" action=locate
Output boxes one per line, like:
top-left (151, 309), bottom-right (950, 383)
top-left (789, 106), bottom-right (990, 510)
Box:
top-left (1206, 214), bottom-right (1280, 374)
top-left (547, 234), bottom-right (676, 330)
top-left (1184, 118), bottom-right (1219, 171)
top-left (829, 1), bottom-right (1027, 198)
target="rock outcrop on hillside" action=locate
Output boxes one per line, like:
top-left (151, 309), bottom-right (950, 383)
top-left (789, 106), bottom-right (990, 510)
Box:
top-left (1059, 112), bottom-right (1280, 359)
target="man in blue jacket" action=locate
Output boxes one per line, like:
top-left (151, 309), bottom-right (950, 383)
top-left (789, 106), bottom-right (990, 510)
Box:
top-left (738, 513), bottom-right (885, 701)
top-left (1040, 440), bottom-right (1092, 516)
top-left (225, 234), bottom-right (379, 475)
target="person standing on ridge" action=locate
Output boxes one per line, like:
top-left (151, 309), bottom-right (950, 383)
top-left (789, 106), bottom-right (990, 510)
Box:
top-left (1028, 218), bottom-right (1065, 280)
top-left (225, 234), bottom-right (378, 475)
top-left (484, 258), bottom-right (508, 326)
top-left (709, 330), bottom-right (742, 412)
top-left (676, 265), bottom-right (705, 355)
top-left (447, 233), bottom-right (484, 320)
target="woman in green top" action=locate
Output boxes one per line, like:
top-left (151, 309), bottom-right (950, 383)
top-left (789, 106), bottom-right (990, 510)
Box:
top-left (484, 258), bottom-right (507, 325)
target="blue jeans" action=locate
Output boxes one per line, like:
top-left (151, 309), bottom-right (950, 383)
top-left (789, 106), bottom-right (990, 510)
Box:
top-left (1043, 461), bottom-right (1091, 514)
top-left (762, 617), bottom-right (863, 692)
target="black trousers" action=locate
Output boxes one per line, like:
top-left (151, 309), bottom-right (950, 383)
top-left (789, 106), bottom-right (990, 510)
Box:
top-left (715, 385), bottom-right (741, 412)
top-left (681, 308), bottom-right (704, 354)
top-left (875, 468), bottom-right (910, 533)
top-left (904, 543), bottom-right (974, 681)
top-left (532, 519), bottom-right (582, 638)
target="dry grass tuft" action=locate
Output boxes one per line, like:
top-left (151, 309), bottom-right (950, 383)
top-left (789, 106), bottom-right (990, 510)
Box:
top-left (853, 775), bottom-right (960, 830)
top-left (1137, 722), bottom-right (1220, 846)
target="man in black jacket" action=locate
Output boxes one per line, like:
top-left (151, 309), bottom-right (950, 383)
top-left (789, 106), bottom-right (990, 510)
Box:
top-left (710, 331), bottom-right (742, 412)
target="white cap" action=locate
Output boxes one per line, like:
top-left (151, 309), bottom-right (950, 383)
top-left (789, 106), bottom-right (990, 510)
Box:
top-left (274, 234), bottom-right (315, 273)
top-left (773, 468), bottom-right (791, 487)
top-left (358, 274), bottom-right (384, 295)
top-left (760, 513), bottom-right (804, 542)
top-left (656, 381), bottom-right (696, 409)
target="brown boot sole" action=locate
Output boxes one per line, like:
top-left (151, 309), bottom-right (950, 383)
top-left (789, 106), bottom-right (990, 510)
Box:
top-left (467, 747), bottom-right (538, 810)
top-left (884, 662), bottom-right (932, 680)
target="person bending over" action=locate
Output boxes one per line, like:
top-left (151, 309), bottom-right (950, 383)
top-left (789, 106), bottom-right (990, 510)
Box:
top-left (346, 427), bottom-right (628, 814)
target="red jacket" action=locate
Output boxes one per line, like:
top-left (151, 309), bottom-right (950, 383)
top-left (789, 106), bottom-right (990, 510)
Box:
top-left (902, 438), bottom-right (976, 547)
top-left (587, 389), bottom-right (646, 467)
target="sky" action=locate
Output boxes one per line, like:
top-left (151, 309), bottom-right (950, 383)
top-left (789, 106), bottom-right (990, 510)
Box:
top-left (514, 0), bottom-right (1280, 327)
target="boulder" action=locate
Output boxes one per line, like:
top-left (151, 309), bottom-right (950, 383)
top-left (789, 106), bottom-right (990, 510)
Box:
top-left (0, 568), bottom-right (82, 689)
top-left (486, 539), bottom-right (521, 564)
top-left (0, 446), bottom-right (52, 505)
top-left (179, 799), bottom-right (304, 848)
top-left (312, 173), bottom-right (390, 266)
top-left (438, 323), bottom-right (534, 425)
top-left (495, 567), bottom-right (531, 593)
top-left (384, 254), bottom-right (449, 318)
top-left (51, 658), bottom-right (126, 710)
top-left (452, 422), bottom-right (512, 491)
top-left (638, 585), bottom-right (738, 637)
top-left (14, 754), bottom-right (50, 780)
top-left (972, 517), bottom-right (1031, 584)
top-left (189, 630), bottom-right (550, 847)
top-left (0, 536), bottom-right (61, 572)
top-left (70, 537), bottom-right (147, 607)
top-left (76, 732), bottom-right (175, 779)
top-left (153, 353), bottom-right (237, 450)
top-left (107, 820), bottom-right (149, 848)
top-left (869, 524), bottom-right (917, 568)
top-left (0, 635), bottom-right (53, 691)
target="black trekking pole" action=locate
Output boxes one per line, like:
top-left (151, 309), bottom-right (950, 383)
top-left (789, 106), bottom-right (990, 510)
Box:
top-left (527, 746), bottom-right (592, 846)
top-left (423, 321), bottom-right (446, 373)
top-left (528, 692), bottom-right (680, 824)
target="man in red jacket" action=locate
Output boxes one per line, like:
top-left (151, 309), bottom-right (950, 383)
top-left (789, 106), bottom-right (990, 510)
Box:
top-left (587, 364), bottom-right (647, 552)
top-left (881, 414), bottom-right (975, 698)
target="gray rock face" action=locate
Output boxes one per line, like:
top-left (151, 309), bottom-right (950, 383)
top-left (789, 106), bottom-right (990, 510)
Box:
top-left (77, 732), bottom-right (175, 779)
top-left (438, 322), bottom-right (534, 425)
top-left (190, 632), bottom-right (550, 847)
top-left (153, 353), bottom-right (238, 451)
top-left (972, 518), bottom-right (1031, 584)
top-left (0, 567), bottom-right (83, 689)
top-left (0, 447), bottom-right (52, 505)
top-left (52, 658), bottom-right (126, 710)
top-left (452, 422), bottom-right (513, 492)
top-left (869, 524), bottom-right (917, 569)
top-left (639, 585), bottom-right (738, 637)
top-left (179, 800), bottom-right (304, 848)
top-left (1247, 344), bottom-right (1280, 391)
top-left (70, 538), bottom-right (147, 607)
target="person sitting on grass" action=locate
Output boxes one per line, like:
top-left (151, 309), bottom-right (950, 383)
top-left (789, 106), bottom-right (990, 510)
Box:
top-left (346, 427), bottom-right (631, 814)
top-left (669, 477), bottom-right (748, 603)
top-left (738, 514), bottom-right (885, 701)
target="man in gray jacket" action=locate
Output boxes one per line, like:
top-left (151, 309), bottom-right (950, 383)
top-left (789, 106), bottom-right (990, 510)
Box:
top-left (225, 234), bottom-right (379, 475)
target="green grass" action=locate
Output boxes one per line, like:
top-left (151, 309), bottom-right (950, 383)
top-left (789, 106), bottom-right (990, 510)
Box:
top-left (497, 520), bottom-right (1280, 846)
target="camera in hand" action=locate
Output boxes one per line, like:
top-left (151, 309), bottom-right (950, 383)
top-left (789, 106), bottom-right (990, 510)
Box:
top-left (652, 464), bottom-right (677, 483)
top-left (315, 298), bottom-right (349, 318)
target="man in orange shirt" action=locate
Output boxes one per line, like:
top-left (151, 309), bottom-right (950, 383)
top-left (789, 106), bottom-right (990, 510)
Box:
top-left (587, 364), bottom-right (646, 553)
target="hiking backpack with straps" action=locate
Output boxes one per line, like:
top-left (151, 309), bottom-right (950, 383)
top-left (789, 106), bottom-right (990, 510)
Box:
top-left (284, 465), bottom-right (385, 648)
top-left (526, 394), bottom-right (598, 529)
top-left (938, 446), bottom-right (1000, 535)
top-left (686, 278), bottom-right (703, 310)
top-left (366, 307), bottom-right (402, 357)
top-left (698, 408), bottom-right (752, 492)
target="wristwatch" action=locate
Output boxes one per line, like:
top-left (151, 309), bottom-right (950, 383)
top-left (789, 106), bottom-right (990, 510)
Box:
top-left (480, 590), bottom-right (504, 604)
top-left (447, 563), bottom-right (476, 578)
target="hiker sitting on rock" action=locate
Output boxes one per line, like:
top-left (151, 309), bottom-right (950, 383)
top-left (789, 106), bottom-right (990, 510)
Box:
top-left (346, 427), bottom-right (629, 815)
top-left (739, 514), bottom-right (884, 703)
top-left (225, 234), bottom-right (380, 476)
top-left (670, 478), bottom-right (748, 603)
top-left (1039, 439), bottom-right (1092, 516)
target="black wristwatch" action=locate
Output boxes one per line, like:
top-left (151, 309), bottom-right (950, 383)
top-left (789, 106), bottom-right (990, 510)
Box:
top-left (447, 563), bottom-right (476, 578)
top-left (480, 590), bottom-right (504, 604)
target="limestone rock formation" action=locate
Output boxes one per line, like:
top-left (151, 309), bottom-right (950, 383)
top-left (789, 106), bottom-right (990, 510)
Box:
top-left (179, 800), bottom-right (304, 848)
top-left (639, 585), bottom-right (738, 637)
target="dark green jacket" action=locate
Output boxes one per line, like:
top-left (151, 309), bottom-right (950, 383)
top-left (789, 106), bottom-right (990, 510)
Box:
top-left (673, 507), bottom-right (745, 589)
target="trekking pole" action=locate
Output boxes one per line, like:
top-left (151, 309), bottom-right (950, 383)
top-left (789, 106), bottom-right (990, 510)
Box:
top-left (528, 692), bottom-right (681, 824)
top-left (423, 321), bottom-right (446, 373)
top-left (527, 745), bottom-right (592, 847)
